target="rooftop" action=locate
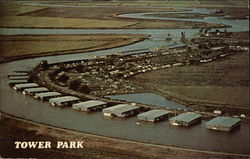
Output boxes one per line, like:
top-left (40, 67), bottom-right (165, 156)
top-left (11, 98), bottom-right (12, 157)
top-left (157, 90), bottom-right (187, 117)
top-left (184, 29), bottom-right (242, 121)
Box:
top-left (9, 76), bottom-right (29, 80)
top-left (138, 110), bottom-right (171, 119)
top-left (24, 87), bottom-right (48, 92)
top-left (170, 113), bottom-right (201, 123)
top-left (35, 92), bottom-right (61, 98)
top-left (8, 72), bottom-right (28, 76)
top-left (73, 100), bottom-right (107, 108)
top-left (49, 96), bottom-right (79, 103)
top-left (14, 83), bottom-right (39, 88)
top-left (206, 117), bottom-right (241, 127)
top-left (103, 104), bottom-right (139, 113)
top-left (8, 79), bottom-right (28, 84)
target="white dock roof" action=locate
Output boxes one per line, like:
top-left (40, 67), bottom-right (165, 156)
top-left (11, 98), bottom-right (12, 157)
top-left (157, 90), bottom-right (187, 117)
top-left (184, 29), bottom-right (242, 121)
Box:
top-left (23, 87), bottom-right (48, 93)
top-left (35, 92), bottom-right (61, 98)
top-left (206, 117), bottom-right (241, 127)
top-left (170, 113), bottom-right (201, 123)
top-left (14, 83), bottom-right (39, 89)
top-left (49, 96), bottom-right (79, 103)
top-left (138, 110), bottom-right (171, 119)
top-left (73, 100), bottom-right (107, 109)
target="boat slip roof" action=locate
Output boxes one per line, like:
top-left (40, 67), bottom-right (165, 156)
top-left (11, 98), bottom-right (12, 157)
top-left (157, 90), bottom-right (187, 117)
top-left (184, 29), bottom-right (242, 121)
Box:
top-left (103, 104), bottom-right (139, 113)
top-left (9, 76), bottom-right (29, 80)
top-left (8, 79), bottom-right (28, 84)
top-left (49, 96), bottom-right (79, 103)
top-left (206, 117), bottom-right (241, 127)
top-left (14, 83), bottom-right (39, 88)
top-left (35, 92), bottom-right (61, 98)
top-left (170, 113), bottom-right (201, 123)
top-left (23, 87), bottom-right (48, 92)
top-left (138, 110), bottom-right (171, 119)
top-left (8, 72), bottom-right (28, 76)
top-left (73, 100), bottom-right (107, 108)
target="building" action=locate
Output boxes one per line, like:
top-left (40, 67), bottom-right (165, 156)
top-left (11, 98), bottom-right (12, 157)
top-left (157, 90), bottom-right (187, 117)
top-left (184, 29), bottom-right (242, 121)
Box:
top-left (213, 110), bottom-right (222, 115)
top-left (103, 104), bottom-right (140, 118)
top-left (169, 113), bottom-right (202, 126)
top-left (205, 117), bottom-right (241, 132)
top-left (13, 70), bottom-right (29, 73)
top-left (49, 96), bottom-right (80, 107)
top-left (8, 72), bottom-right (28, 77)
top-left (137, 109), bottom-right (171, 122)
top-left (34, 92), bottom-right (62, 101)
top-left (8, 75), bottom-right (29, 80)
top-left (8, 79), bottom-right (28, 86)
top-left (72, 100), bottom-right (107, 112)
top-left (23, 87), bottom-right (49, 96)
top-left (13, 83), bottom-right (39, 91)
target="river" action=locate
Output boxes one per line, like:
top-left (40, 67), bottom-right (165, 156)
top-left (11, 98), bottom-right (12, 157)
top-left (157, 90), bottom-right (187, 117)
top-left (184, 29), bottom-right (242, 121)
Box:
top-left (0, 4), bottom-right (249, 155)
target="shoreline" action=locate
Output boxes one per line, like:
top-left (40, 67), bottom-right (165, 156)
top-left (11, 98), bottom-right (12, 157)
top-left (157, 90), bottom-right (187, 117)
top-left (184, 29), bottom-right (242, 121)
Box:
top-left (1, 112), bottom-right (249, 158)
top-left (0, 35), bottom-right (148, 64)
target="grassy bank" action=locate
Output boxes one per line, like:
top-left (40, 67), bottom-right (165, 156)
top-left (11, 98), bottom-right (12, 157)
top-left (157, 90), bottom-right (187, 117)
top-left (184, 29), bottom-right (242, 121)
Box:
top-left (133, 53), bottom-right (249, 112)
top-left (0, 34), bottom-right (147, 63)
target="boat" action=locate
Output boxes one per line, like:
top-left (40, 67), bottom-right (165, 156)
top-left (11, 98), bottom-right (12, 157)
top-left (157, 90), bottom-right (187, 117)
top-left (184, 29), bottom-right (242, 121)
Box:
top-left (170, 110), bottom-right (180, 126)
top-left (170, 120), bottom-right (180, 126)
top-left (136, 121), bottom-right (142, 125)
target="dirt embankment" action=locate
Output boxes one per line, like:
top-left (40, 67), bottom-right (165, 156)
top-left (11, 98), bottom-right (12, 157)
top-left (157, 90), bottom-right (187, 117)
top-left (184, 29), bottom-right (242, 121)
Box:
top-left (1, 113), bottom-right (249, 159)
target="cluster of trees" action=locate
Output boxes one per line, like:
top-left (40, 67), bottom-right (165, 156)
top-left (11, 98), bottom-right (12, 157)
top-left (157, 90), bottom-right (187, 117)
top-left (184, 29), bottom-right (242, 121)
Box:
top-left (69, 79), bottom-right (91, 94)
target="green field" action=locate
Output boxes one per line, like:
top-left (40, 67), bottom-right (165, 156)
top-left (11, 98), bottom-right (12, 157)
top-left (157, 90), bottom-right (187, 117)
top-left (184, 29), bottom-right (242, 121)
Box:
top-left (134, 53), bottom-right (249, 110)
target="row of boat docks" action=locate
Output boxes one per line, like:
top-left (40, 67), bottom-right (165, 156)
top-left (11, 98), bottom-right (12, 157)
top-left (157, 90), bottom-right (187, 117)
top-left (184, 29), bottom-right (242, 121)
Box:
top-left (7, 71), bottom-right (241, 132)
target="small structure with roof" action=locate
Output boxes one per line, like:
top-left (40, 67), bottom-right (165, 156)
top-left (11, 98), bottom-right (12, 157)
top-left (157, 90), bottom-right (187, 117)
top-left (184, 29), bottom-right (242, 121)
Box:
top-left (169, 113), bottom-right (202, 126)
top-left (49, 96), bottom-right (80, 107)
top-left (8, 72), bottom-right (28, 77)
top-left (8, 79), bottom-right (28, 86)
top-left (205, 116), bottom-right (241, 132)
top-left (9, 75), bottom-right (29, 80)
top-left (103, 104), bottom-right (140, 118)
top-left (23, 87), bottom-right (49, 96)
top-left (13, 70), bottom-right (29, 73)
top-left (13, 83), bottom-right (39, 91)
top-left (137, 109), bottom-right (171, 122)
top-left (73, 100), bottom-right (107, 112)
top-left (35, 92), bottom-right (62, 101)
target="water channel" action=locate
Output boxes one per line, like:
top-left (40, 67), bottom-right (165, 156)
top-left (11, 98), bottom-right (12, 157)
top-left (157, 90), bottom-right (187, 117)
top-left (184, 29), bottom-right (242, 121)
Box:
top-left (0, 4), bottom-right (249, 154)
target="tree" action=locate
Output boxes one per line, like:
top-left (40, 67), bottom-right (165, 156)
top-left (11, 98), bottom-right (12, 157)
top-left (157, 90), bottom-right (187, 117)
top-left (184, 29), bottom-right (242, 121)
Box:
top-left (57, 73), bottom-right (69, 82)
top-left (165, 33), bottom-right (172, 41)
top-left (78, 85), bottom-right (91, 94)
top-left (38, 60), bottom-right (49, 71)
top-left (180, 31), bottom-right (186, 44)
top-left (75, 64), bottom-right (84, 73)
top-left (69, 79), bottom-right (81, 91)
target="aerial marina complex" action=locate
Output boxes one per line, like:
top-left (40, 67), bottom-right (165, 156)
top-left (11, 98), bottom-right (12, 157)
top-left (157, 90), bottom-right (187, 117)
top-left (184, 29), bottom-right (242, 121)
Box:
top-left (0, 0), bottom-right (249, 158)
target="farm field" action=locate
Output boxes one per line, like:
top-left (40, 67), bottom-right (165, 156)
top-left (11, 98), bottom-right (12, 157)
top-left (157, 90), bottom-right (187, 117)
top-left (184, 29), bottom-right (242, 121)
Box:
top-left (0, 34), bottom-right (146, 62)
top-left (0, 2), bottom-right (230, 29)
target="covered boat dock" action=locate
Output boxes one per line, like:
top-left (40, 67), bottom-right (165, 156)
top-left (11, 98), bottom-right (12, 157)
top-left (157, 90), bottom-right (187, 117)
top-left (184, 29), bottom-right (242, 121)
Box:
top-left (72, 100), bottom-right (107, 112)
top-left (13, 83), bottom-right (39, 91)
top-left (23, 87), bottom-right (49, 96)
top-left (49, 96), bottom-right (80, 107)
top-left (103, 104), bottom-right (140, 118)
top-left (205, 116), bottom-right (241, 132)
top-left (8, 79), bottom-right (28, 86)
top-left (137, 109), bottom-right (171, 122)
top-left (169, 113), bottom-right (202, 126)
top-left (34, 92), bottom-right (62, 101)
